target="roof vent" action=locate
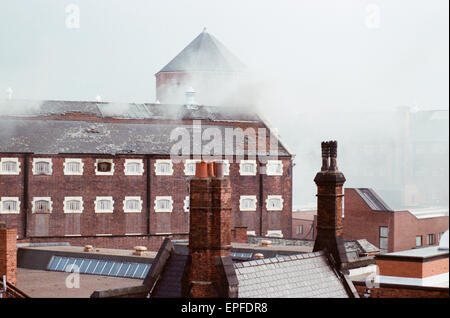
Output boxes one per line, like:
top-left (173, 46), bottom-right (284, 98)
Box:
top-left (185, 87), bottom-right (198, 109)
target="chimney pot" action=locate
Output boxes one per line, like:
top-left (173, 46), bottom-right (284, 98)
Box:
top-left (195, 161), bottom-right (208, 178)
top-left (254, 253), bottom-right (264, 259)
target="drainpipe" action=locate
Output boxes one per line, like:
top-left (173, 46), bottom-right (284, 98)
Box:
top-left (23, 153), bottom-right (30, 238)
top-left (146, 155), bottom-right (151, 235)
top-left (259, 162), bottom-right (264, 236)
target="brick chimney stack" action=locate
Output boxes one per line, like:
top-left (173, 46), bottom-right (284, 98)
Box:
top-left (182, 161), bottom-right (238, 297)
top-left (0, 223), bottom-right (17, 285)
top-left (313, 141), bottom-right (348, 270)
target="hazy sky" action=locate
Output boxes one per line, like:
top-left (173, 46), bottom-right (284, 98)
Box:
top-left (0, 0), bottom-right (448, 110)
top-left (1, 1), bottom-right (448, 207)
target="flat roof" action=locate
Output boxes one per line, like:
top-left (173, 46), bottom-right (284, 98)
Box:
top-left (379, 246), bottom-right (449, 259)
top-left (19, 245), bottom-right (158, 260)
top-left (16, 268), bottom-right (141, 298)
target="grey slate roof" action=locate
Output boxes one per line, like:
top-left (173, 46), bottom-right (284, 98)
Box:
top-left (354, 188), bottom-right (393, 211)
top-left (0, 100), bottom-right (261, 123)
top-left (152, 254), bottom-right (188, 298)
top-left (235, 251), bottom-right (349, 298)
top-left (157, 30), bottom-right (246, 73)
top-left (0, 118), bottom-right (289, 156)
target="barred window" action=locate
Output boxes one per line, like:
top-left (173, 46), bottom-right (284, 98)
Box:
top-left (67, 161), bottom-right (81, 173)
top-left (35, 161), bottom-right (50, 174)
top-left (240, 196), bottom-right (257, 211)
top-left (154, 196), bottom-right (173, 212)
top-left (3, 200), bottom-right (17, 212)
top-left (67, 200), bottom-right (81, 212)
top-left (95, 197), bottom-right (114, 213)
top-left (35, 200), bottom-right (50, 212)
top-left (2, 161), bottom-right (17, 172)
top-left (98, 200), bottom-right (111, 210)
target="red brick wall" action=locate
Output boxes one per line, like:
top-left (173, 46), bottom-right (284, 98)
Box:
top-left (0, 227), bottom-right (17, 285)
top-left (343, 189), bottom-right (394, 250)
top-left (343, 188), bottom-right (448, 252)
top-left (1, 152), bottom-right (292, 248)
top-left (19, 233), bottom-right (188, 251)
top-left (378, 257), bottom-right (450, 279)
top-left (354, 282), bottom-right (449, 298)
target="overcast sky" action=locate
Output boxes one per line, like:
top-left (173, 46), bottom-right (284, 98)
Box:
top-left (1, 1), bottom-right (448, 207)
top-left (0, 0), bottom-right (448, 110)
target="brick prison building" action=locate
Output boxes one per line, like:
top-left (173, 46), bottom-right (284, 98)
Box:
top-left (0, 30), bottom-right (294, 250)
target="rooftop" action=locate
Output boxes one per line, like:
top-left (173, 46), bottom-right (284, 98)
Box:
top-left (379, 246), bottom-right (449, 259)
top-left (157, 29), bottom-right (246, 73)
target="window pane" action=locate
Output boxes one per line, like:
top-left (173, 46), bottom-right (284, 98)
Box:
top-left (35, 162), bottom-right (50, 174)
top-left (2, 161), bottom-right (17, 172)
top-left (3, 201), bottom-right (17, 211)
top-left (127, 163), bottom-right (140, 173)
top-left (380, 227), bottom-right (388, 238)
top-left (416, 236), bottom-right (422, 247)
top-left (67, 162), bottom-right (80, 172)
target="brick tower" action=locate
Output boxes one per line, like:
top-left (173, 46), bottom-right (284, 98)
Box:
top-left (0, 223), bottom-right (17, 285)
top-left (182, 162), bottom-right (238, 297)
top-left (313, 141), bottom-right (349, 270)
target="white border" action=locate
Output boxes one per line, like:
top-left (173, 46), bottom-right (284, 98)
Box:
top-left (123, 196), bottom-right (143, 213)
top-left (94, 196), bottom-right (114, 213)
top-left (239, 160), bottom-right (257, 176)
top-left (240, 195), bottom-right (257, 211)
top-left (64, 158), bottom-right (84, 175)
top-left (154, 160), bottom-right (173, 176)
top-left (0, 157), bottom-right (21, 175)
top-left (0, 197), bottom-right (20, 214)
top-left (32, 197), bottom-right (53, 213)
top-left (184, 195), bottom-right (190, 212)
top-left (377, 273), bottom-right (449, 287)
top-left (154, 196), bottom-right (173, 212)
top-left (247, 230), bottom-right (256, 236)
top-left (266, 230), bottom-right (283, 238)
top-left (124, 159), bottom-right (144, 176)
top-left (32, 158), bottom-right (53, 175)
top-left (95, 159), bottom-right (115, 176)
top-left (266, 160), bottom-right (283, 176)
top-left (184, 159), bottom-right (200, 176)
top-left (266, 195), bottom-right (284, 211)
top-left (63, 197), bottom-right (84, 213)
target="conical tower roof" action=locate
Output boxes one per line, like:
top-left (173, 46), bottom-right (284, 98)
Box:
top-left (157, 29), bottom-right (246, 73)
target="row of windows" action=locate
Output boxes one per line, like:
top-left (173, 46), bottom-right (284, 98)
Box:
top-left (0, 195), bottom-right (285, 214)
top-left (0, 158), bottom-right (284, 177)
top-left (415, 233), bottom-right (445, 247)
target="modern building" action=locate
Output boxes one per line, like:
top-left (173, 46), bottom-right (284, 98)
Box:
top-left (343, 188), bottom-right (449, 253)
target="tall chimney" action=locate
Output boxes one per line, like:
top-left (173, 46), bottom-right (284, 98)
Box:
top-left (0, 223), bottom-right (17, 286)
top-left (313, 141), bottom-right (348, 270)
top-left (182, 161), bottom-right (238, 297)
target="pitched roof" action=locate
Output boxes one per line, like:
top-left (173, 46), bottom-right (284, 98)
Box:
top-left (235, 251), bottom-right (349, 298)
top-left (157, 30), bottom-right (246, 73)
top-left (148, 241), bottom-right (355, 298)
top-left (354, 188), bottom-right (393, 212)
top-left (151, 254), bottom-right (188, 298)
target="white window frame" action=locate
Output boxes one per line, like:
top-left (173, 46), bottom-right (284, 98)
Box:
top-left (64, 158), bottom-right (84, 175)
top-left (154, 160), bottom-right (173, 176)
top-left (0, 158), bottom-right (21, 175)
top-left (240, 195), bottom-right (257, 211)
top-left (124, 159), bottom-right (144, 176)
top-left (239, 160), bottom-right (257, 176)
top-left (63, 197), bottom-right (84, 213)
top-left (94, 196), bottom-right (114, 213)
top-left (223, 159), bottom-right (230, 176)
top-left (416, 235), bottom-right (422, 247)
top-left (123, 196), bottom-right (143, 213)
top-left (184, 195), bottom-right (190, 212)
top-left (266, 160), bottom-right (283, 176)
top-left (32, 158), bottom-right (53, 176)
top-left (266, 230), bottom-right (283, 238)
top-left (95, 159), bottom-right (115, 176)
top-left (266, 195), bottom-right (284, 211)
top-left (184, 159), bottom-right (200, 176)
top-left (32, 197), bottom-right (53, 214)
top-left (154, 196), bottom-right (173, 212)
top-left (0, 197), bottom-right (20, 214)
